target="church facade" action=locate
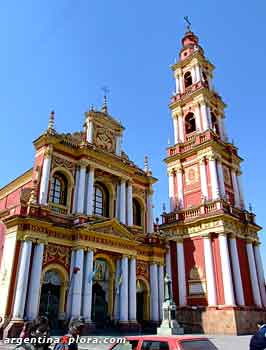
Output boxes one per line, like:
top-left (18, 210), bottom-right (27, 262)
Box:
top-left (0, 28), bottom-right (266, 336)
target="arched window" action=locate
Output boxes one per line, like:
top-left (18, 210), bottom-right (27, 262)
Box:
top-left (133, 198), bottom-right (142, 226)
top-left (184, 71), bottom-right (193, 88)
top-left (211, 112), bottom-right (220, 136)
top-left (49, 173), bottom-right (68, 205)
top-left (202, 71), bottom-right (209, 88)
top-left (185, 113), bottom-right (196, 134)
top-left (93, 183), bottom-right (109, 217)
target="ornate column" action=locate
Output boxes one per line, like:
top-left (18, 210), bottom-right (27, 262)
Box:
top-left (13, 240), bottom-right (33, 319)
top-left (129, 257), bottom-right (137, 322)
top-left (200, 101), bottom-right (210, 131)
top-left (119, 179), bottom-right (126, 224)
top-left (208, 154), bottom-right (220, 200)
top-left (194, 103), bottom-right (201, 131)
top-left (115, 135), bottom-right (122, 156)
top-left (26, 241), bottom-right (45, 320)
top-left (158, 264), bottom-right (164, 321)
top-left (203, 234), bottom-right (217, 306)
top-left (72, 168), bottom-right (80, 213)
top-left (216, 157), bottom-right (226, 199)
top-left (86, 166), bottom-right (95, 215)
top-left (254, 243), bottom-right (266, 307)
top-left (114, 258), bottom-right (121, 321)
top-left (120, 255), bottom-right (129, 322)
top-left (168, 169), bottom-right (175, 212)
top-left (66, 250), bottom-right (75, 318)
top-left (71, 248), bottom-right (84, 318)
top-left (147, 188), bottom-right (154, 234)
top-left (199, 157), bottom-right (208, 200)
top-left (173, 115), bottom-right (179, 144)
top-left (219, 234), bottom-right (235, 306)
top-left (179, 75), bottom-right (184, 94)
top-left (127, 181), bottom-right (133, 226)
top-left (77, 161), bottom-right (87, 214)
top-left (236, 170), bottom-right (245, 209)
top-left (175, 74), bottom-right (180, 94)
top-left (165, 246), bottom-right (172, 281)
top-left (82, 249), bottom-right (94, 322)
top-left (176, 165), bottom-right (184, 209)
top-left (231, 169), bottom-right (241, 208)
top-left (39, 146), bottom-right (52, 205)
top-left (176, 239), bottom-right (187, 306)
top-left (246, 240), bottom-right (262, 307)
top-left (150, 263), bottom-right (159, 321)
top-left (229, 235), bottom-right (245, 306)
top-left (116, 183), bottom-right (120, 220)
top-left (191, 66), bottom-right (196, 83)
top-left (178, 114), bottom-right (185, 142)
top-left (195, 64), bottom-right (201, 82)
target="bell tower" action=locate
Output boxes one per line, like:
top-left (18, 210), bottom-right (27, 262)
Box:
top-left (161, 25), bottom-right (266, 335)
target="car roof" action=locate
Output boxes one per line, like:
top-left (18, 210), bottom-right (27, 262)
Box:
top-left (126, 335), bottom-right (210, 342)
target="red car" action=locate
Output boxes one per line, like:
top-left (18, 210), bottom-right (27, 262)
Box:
top-left (111, 335), bottom-right (218, 350)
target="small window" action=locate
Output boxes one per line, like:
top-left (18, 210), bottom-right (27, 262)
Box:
top-left (184, 71), bottom-right (193, 88)
top-left (180, 340), bottom-right (218, 350)
top-left (202, 71), bottom-right (209, 88)
top-left (211, 112), bottom-right (220, 136)
top-left (185, 113), bottom-right (196, 134)
top-left (133, 198), bottom-right (142, 226)
top-left (141, 341), bottom-right (169, 350)
top-left (49, 173), bottom-right (68, 205)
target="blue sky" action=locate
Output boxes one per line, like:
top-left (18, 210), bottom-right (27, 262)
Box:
top-left (1, 1), bottom-right (266, 261)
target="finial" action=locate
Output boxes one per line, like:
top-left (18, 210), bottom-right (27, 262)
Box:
top-left (184, 16), bottom-right (192, 32)
top-left (101, 86), bottom-right (110, 114)
top-left (249, 203), bottom-right (253, 212)
top-left (144, 155), bottom-right (149, 173)
top-left (162, 203), bottom-right (166, 212)
top-left (47, 110), bottom-right (55, 134)
top-left (167, 137), bottom-right (171, 146)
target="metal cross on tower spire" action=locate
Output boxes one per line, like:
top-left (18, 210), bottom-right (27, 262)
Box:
top-left (184, 16), bottom-right (192, 31)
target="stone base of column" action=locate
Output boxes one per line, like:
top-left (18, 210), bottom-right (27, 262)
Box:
top-left (175, 306), bottom-right (266, 335)
top-left (3, 319), bottom-right (24, 338)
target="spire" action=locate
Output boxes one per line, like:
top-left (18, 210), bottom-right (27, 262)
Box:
top-left (47, 110), bottom-right (56, 134)
top-left (144, 155), bottom-right (152, 176)
top-left (101, 86), bottom-right (109, 114)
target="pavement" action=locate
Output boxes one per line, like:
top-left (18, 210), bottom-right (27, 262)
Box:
top-left (0, 334), bottom-right (252, 350)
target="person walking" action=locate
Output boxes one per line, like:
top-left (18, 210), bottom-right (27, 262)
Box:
top-left (250, 321), bottom-right (266, 350)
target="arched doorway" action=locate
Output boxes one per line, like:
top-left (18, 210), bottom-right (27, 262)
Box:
top-left (136, 278), bottom-right (150, 324)
top-left (92, 282), bottom-right (108, 327)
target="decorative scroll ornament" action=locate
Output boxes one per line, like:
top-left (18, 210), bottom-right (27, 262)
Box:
top-left (94, 126), bottom-right (115, 153)
top-left (43, 244), bottom-right (70, 270)
top-left (136, 261), bottom-right (149, 280)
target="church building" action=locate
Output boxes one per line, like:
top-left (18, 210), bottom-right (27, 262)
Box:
top-left (0, 26), bottom-right (266, 337)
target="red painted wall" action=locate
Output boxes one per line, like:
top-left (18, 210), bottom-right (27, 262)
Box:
top-left (237, 237), bottom-right (254, 306)
top-left (0, 222), bottom-right (5, 268)
top-left (184, 237), bottom-right (208, 306)
top-left (0, 180), bottom-right (32, 211)
top-left (212, 236), bottom-right (225, 305)
top-left (170, 241), bottom-right (179, 306)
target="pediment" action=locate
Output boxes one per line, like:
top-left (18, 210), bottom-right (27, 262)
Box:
top-left (84, 218), bottom-right (134, 240)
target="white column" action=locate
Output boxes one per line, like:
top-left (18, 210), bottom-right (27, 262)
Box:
top-left (72, 168), bottom-right (80, 213)
top-left (116, 183), bottom-right (120, 220)
top-left (179, 76), bottom-right (184, 94)
top-left (176, 240), bottom-right (187, 306)
top-left (195, 64), bottom-right (201, 82)
top-left (114, 259), bottom-right (121, 321)
top-left (86, 119), bottom-right (94, 143)
top-left (229, 236), bottom-right (245, 306)
top-left (175, 75), bottom-right (180, 94)
top-left (165, 246), bottom-right (172, 281)
top-left (39, 149), bottom-right (52, 205)
top-left (158, 264), bottom-right (164, 321)
top-left (191, 66), bottom-right (196, 83)
top-left (178, 115), bottom-right (184, 142)
top-left (82, 249), bottom-right (94, 321)
top-left (120, 256), bottom-right (129, 322)
top-left (199, 158), bottom-right (208, 200)
top-left (77, 163), bottom-right (87, 214)
top-left (66, 250), bottom-right (75, 318)
top-left (217, 160), bottom-right (226, 199)
top-left (237, 172), bottom-right (245, 209)
top-left (173, 116), bottom-right (179, 144)
top-left (127, 182), bottom-right (133, 226)
top-left (116, 135), bottom-right (122, 156)
top-left (203, 235), bottom-right (217, 306)
top-left (86, 166), bottom-right (95, 215)
top-left (150, 263), bottom-right (159, 321)
top-left (119, 179), bottom-right (126, 224)
top-left (194, 103), bottom-right (201, 131)
top-left (71, 248), bottom-right (84, 318)
top-left (176, 167), bottom-right (184, 209)
top-left (254, 244), bottom-right (266, 307)
top-left (13, 240), bottom-right (33, 319)
top-left (231, 170), bottom-right (241, 208)
top-left (147, 189), bottom-right (154, 233)
top-left (219, 234), bottom-right (235, 306)
top-left (246, 242), bottom-right (262, 307)
top-left (208, 155), bottom-right (220, 200)
top-left (129, 257), bottom-right (137, 322)
top-left (200, 102), bottom-right (210, 131)
top-left (26, 242), bottom-right (45, 320)
top-left (168, 170), bottom-right (175, 212)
